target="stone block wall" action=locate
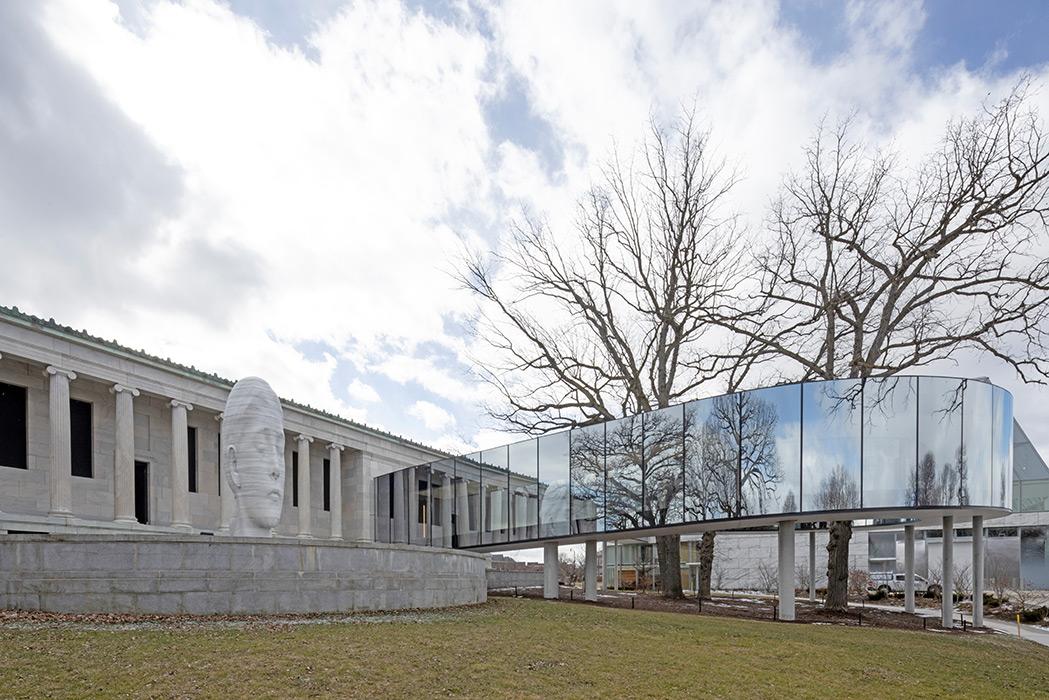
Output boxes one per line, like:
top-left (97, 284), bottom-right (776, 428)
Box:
top-left (0, 535), bottom-right (488, 614)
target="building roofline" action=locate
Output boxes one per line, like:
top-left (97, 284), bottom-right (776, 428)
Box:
top-left (0, 305), bottom-right (449, 460)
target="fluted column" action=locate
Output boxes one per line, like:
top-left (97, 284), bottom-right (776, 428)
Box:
top-left (296, 434), bottom-right (314, 537)
top-left (441, 474), bottom-right (454, 547)
top-left (217, 413), bottom-right (233, 532)
top-left (327, 443), bottom-right (343, 539)
top-left (111, 384), bottom-right (139, 523)
top-left (46, 366), bottom-right (77, 516)
top-left (170, 400), bottom-right (193, 529)
top-left (346, 451), bottom-right (374, 543)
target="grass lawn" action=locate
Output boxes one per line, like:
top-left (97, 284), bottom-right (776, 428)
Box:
top-left (1, 597), bottom-right (1046, 699)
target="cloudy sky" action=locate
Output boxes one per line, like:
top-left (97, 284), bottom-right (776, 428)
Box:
top-left (3, 0), bottom-right (1049, 460)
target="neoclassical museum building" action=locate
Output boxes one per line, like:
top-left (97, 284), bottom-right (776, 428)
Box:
top-left (0, 304), bottom-right (1038, 629)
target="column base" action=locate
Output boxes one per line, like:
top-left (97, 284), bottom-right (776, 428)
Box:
top-left (113, 517), bottom-right (138, 525)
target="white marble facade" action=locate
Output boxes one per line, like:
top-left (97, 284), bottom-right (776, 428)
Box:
top-left (0, 309), bottom-right (443, 541)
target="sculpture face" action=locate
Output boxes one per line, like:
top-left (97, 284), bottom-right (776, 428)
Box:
top-left (223, 377), bottom-right (285, 537)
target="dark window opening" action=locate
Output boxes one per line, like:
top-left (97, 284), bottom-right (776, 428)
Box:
top-left (134, 461), bottom-right (149, 524)
top-left (323, 457), bottom-right (331, 511)
top-left (292, 451), bottom-right (299, 507)
top-left (187, 426), bottom-right (198, 493)
top-left (0, 382), bottom-right (27, 469)
top-left (70, 399), bottom-right (92, 478)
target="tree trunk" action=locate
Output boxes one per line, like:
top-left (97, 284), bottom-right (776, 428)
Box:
top-left (655, 534), bottom-right (684, 598)
top-left (824, 520), bottom-right (852, 610)
top-left (697, 531), bottom-right (716, 599)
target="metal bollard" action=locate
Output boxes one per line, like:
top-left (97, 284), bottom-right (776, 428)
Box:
top-left (858, 612), bottom-right (862, 627)
top-left (923, 617), bottom-right (927, 630)
top-left (773, 605), bottom-right (778, 622)
top-left (631, 596), bottom-right (635, 609)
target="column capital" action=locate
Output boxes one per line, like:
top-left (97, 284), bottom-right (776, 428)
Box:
top-left (215, 412), bottom-right (224, 422)
top-left (327, 442), bottom-right (344, 452)
top-left (296, 434), bottom-right (314, 445)
top-left (44, 366), bottom-right (77, 381)
top-left (110, 384), bottom-right (140, 397)
top-left (170, 399), bottom-right (194, 411)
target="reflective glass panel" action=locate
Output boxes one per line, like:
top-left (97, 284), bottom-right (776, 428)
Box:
top-left (538, 431), bottom-right (570, 538)
top-left (605, 415), bottom-right (643, 530)
top-left (391, 468), bottom-right (410, 544)
top-left (480, 446), bottom-right (509, 545)
top-left (1022, 480), bottom-right (1049, 513)
top-left (455, 454), bottom-right (483, 547)
top-left (916, 377), bottom-right (964, 506)
top-left (508, 438), bottom-right (539, 541)
top-left (411, 465), bottom-right (430, 546)
top-left (1021, 527), bottom-right (1049, 589)
top-left (985, 533), bottom-right (1020, 589)
top-left (570, 423), bottom-right (604, 534)
top-left (802, 380), bottom-right (861, 511)
top-left (740, 385), bottom-right (800, 516)
top-left (430, 459), bottom-right (455, 548)
top-left (991, 388), bottom-right (1014, 509)
top-left (684, 395), bottom-right (739, 520)
top-left (963, 380), bottom-right (993, 506)
top-left (642, 405), bottom-right (685, 526)
top-left (862, 377), bottom-right (917, 508)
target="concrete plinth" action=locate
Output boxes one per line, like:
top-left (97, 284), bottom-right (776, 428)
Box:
top-left (0, 535), bottom-right (487, 614)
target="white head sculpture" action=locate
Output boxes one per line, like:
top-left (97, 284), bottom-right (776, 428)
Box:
top-left (223, 377), bottom-right (285, 537)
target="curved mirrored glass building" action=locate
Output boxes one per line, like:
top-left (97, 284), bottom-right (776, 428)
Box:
top-left (376, 375), bottom-right (1014, 549)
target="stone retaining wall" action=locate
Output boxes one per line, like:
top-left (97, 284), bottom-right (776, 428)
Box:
top-left (0, 534), bottom-right (488, 614)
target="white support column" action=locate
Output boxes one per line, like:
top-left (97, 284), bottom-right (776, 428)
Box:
top-left (543, 542), bottom-right (559, 599)
top-left (904, 524), bottom-right (916, 613)
top-left (441, 474), bottom-right (454, 547)
top-left (217, 413), bottom-right (233, 532)
top-left (46, 366), bottom-right (76, 516)
top-left (808, 530), bottom-right (817, 603)
top-left (455, 478), bottom-right (471, 543)
top-left (778, 520), bottom-right (796, 621)
top-left (408, 469), bottom-right (420, 544)
top-left (346, 451), bottom-right (374, 543)
top-left (942, 515), bottom-right (954, 628)
top-left (296, 434), bottom-right (313, 537)
top-left (327, 444), bottom-right (344, 540)
top-left (169, 400), bottom-right (193, 529)
top-left (614, 539), bottom-right (621, 590)
top-left (111, 384), bottom-right (139, 523)
top-left (585, 540), bottom-right (598, 601)
top-left (973, 515), bottom-right (985, 627)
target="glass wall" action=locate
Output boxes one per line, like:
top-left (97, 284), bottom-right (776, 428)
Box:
top-left (740, 385), bottom-right (800, 516)
top-left (508, 438), bottom-right (539, 540)
top-left (863, 377), bottom-right (917, 508)
top-left (802, 380), bottom-right (861, 511)
top-left (605, 415), bottom-right (643, 531)
top-left (916, 377), bottom-right (964, 506)
top-left (684, 395), bottom-right (739, 520)
top-left (570, 423), bottom-right (604, 534)
top-left (1021, 526), bottom-right (1049, 589)
top-left (964, 380), bottom-right (993, 507)
top-left (642, 405), bottom-right (685, 526)
top-left (380, 375), bottom-right (1013, 548)
top-left (538, 431), bottom-right (570, 538)
top-left (992, 387), bottom-right (1014, 509)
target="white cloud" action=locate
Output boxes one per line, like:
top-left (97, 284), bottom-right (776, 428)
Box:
top-left (408, 400), bottom-right (456, 432)
top-left (346, 378), bottom-right (380, 404)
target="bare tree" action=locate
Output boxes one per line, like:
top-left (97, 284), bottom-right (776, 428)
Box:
top-left (459, 110), bottom-right (742, 597)
top-left (756, 561), bottom-right (778, 594)
top-left (986, 553), bottom-right (1016, 600)
top-left (559, 549), bottom-right (585, 586)
top-left (713, 81), bottom-right (1049, 610)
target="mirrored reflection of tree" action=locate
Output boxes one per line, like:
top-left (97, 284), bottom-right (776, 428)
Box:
top-left (605, 416), bottom-right (643, 532)
top-left (813, 464), bottom-right (859, 510)
top-left (739, 393), bottom-right (783, 516)
top-left (569, 424), bottom-right (604, 534)
top-left (641, 407), bottom-right (685, 528)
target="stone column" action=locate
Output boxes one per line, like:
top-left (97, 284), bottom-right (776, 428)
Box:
top-left (585, 540), bottom-right (598, 601)
top-left (345, 450), bottom-right (374, 543)
top-left (169, 400), bottom-right (193, 529)
top-left (455, 477), bottom-right (471, 543)
top-left (942, 515), bottom-right (954, 629)
top-left (46, 366), bottom-right (77, 516)
top-left (441, 474), bottom-right (454, 547)
top-left (515, 491), bottom-right (527, 541)
top-left (778, 520), bottom-right (796, 621)
top-left (408, 468), bottom-right (421, 545)
top-left (296, 434), bottom-right (313, 537)
top-left (904, 524), bottom-right (916, 613)
top-left (217, 413), bottom-right (233, 533)
top-left (327, 443), bottom-right (344, 540)
top-left (111, 384), bottom-right (139, 523)
top-left (543, 542), bottom-right (559, 599)
top-left (973, 515), bottom-right (985, 627)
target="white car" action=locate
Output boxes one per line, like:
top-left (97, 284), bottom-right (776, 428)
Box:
top-left (870, 572), bottom-right (942, 597)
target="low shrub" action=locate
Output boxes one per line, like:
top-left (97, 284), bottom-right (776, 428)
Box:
top-left (868, 589), bottom-right (887, 601)
top-left (1020, 606), bottom-right (1048, 623)
top-left (983, 593), bottom-right (1003, 608)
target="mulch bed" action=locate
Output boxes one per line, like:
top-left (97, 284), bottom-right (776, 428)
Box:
top-left (490, 586), bottom-right (981, 633)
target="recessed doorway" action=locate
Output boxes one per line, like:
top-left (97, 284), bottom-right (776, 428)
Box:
top-left (134, 460), bottom-right (149, 524)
